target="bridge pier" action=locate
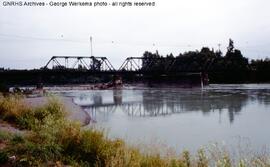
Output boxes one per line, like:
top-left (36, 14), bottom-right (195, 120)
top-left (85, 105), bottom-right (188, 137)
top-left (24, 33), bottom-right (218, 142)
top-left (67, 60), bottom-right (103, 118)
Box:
top-left (112, 75), bottom-right (123, 87)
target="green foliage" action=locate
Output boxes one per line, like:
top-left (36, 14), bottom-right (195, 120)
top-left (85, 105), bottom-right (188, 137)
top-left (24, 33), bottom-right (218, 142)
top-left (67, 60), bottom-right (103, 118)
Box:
top-left (0, 95), bottom-right (28, 122)
top-left (182, 150), bottom-right (191, 167)
top-left (0, 82), bottom-right (9, 93)
top-left (238, 160), bottom-right (246, 167)
top-left (251, 58), bottom-right (270, 71)
top-left (217, 155), bottom-right (232, 167)
top-left (11, 134), bottom-right (25, 144)
top-left (227, 39), bottom-right (235, 54)
top-left (0, 151), bottom-right (8, 164)
top-left (0, 96), bottom-right (65, 130)
top-left (141, 39), bottom-right (270, 83)
top-left (0, 130), bottom-right (12, 141)
top-left (0, 96), bottom-right (270, 166)
top-left (197, 149), bottom-right (208, 167)
top-left (142, 39), bottom-right (250, 73)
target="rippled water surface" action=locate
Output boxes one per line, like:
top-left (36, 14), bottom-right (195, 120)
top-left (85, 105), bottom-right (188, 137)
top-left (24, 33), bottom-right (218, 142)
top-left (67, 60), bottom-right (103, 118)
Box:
top-left (57, 84), bottom-right (270, 152)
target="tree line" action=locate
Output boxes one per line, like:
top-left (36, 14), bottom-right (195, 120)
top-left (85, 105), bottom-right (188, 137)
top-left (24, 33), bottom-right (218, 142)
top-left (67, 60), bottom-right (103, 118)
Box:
top-left (141, 39), bottom-right (270, 83)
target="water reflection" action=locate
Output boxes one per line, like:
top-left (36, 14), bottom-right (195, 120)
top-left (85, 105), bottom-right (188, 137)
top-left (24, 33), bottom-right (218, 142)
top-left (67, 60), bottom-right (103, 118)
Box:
top-left (71, 88), bottom-right (270, 124)
top-left (141, 90), bottom-right (249, 123)
top-left (57, 85), bottom-right (270, 152)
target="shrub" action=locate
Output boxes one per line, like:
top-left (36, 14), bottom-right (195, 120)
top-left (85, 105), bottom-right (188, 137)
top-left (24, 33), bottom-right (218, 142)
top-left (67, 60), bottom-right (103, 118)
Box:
top-left (0, 130), bottom-right (12, 141)
top-left (182, 150), bottom-right (191, 167)
top-left (197, 149), bottom-right (208, 167)
top-left (0, 83), bottom-right (9, 93)
top-left (0, 96), bottom-right (66, 130)
top-left (0, 95), bottom-right (270, 166)
top-left (0, 151), bottom-right (8, 164)
top-left (0, 95), bottom-right (29, 123)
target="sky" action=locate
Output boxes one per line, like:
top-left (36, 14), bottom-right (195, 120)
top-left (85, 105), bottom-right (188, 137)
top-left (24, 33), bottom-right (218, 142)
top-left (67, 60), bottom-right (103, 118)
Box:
top-left (0, 0), bottom-right (270, 69)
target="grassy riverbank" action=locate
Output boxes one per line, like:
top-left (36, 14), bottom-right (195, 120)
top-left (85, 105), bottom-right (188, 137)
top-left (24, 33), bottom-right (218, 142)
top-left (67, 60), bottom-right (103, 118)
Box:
top-left (0, 95), bottom-right (269, 166)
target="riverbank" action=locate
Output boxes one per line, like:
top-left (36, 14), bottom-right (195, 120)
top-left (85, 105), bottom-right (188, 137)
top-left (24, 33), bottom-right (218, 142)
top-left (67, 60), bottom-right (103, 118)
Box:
top-left (0, 94), bottom-right (270, 166)
top-left (23, 96), bottom-right (91, 126)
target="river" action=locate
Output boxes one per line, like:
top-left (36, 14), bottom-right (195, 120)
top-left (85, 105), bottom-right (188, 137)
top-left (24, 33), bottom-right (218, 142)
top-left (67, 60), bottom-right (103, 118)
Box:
top-left (55, 84), bottom-right (270, 153)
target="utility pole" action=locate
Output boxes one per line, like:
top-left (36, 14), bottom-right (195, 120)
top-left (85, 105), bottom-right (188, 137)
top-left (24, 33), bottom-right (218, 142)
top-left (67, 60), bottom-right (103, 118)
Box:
top-left (90, 36), bottom-right (93, 57)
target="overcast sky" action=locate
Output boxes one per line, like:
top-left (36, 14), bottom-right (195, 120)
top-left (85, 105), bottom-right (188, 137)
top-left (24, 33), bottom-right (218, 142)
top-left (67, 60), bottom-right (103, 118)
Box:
top-left (0, 0), bottom-right (270, 69)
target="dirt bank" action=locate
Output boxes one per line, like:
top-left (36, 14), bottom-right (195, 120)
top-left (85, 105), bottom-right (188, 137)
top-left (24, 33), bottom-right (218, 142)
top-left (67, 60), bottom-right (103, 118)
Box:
top-left (23, 96), bottom-right (91, 126)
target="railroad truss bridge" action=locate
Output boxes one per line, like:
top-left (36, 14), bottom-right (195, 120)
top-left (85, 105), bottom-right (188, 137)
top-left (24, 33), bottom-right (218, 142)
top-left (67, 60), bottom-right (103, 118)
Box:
top-left (0, 56), bottom-right (209, 86)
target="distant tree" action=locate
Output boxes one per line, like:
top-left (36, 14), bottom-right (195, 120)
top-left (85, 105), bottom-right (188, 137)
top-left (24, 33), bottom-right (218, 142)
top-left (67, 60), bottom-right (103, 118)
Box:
top-left (141, 39), bottom-right (253, 73)
top-left (224, 39), bottom-right (249, 71)
top-left (140, 39), bottom-right (270, 82)
top-left (227, 39), bottom-right (234, 53)
top-left (250, 58), bottom-right (270, 71)
top-left (166, 53), bottom-right (174, 58)
top-left (142, 51), bottom-right (163, 71)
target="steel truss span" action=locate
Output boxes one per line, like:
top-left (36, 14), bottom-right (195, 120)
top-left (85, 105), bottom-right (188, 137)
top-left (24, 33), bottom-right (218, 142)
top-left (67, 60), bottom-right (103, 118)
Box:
top-left (44, 56), bottom-right (115, 71)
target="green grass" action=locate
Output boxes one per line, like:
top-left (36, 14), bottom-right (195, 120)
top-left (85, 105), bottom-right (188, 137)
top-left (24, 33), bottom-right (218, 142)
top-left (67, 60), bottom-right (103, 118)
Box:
top-left (0, 95), bottom-right (270, 166)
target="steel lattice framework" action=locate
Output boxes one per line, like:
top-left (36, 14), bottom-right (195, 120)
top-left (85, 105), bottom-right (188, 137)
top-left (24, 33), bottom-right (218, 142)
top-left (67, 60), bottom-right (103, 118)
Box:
top-left (44, 56), bottom-right (115, 71)
top-left (119, 57), bottom-right (214, 73)
top-left (119, 57), bottom-right (177, 72)
top-left (43, 56), bottom-right (211, 74)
